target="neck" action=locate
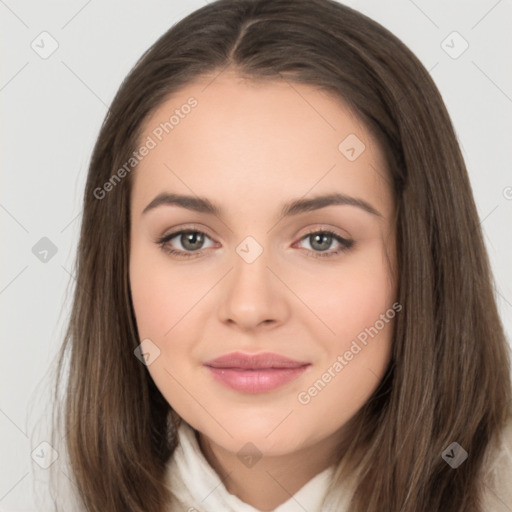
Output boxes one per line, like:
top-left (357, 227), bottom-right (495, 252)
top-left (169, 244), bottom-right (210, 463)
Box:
top-left (196, 430), bottom-right (343, 511)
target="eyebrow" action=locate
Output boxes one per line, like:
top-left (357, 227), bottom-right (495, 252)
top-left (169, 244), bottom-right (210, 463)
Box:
top-left (142, 192), bottom-right (383, 218)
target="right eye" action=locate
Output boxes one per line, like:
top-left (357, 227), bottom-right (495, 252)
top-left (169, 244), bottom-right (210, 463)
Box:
top-left (156, 229), bottom-right (217, 258)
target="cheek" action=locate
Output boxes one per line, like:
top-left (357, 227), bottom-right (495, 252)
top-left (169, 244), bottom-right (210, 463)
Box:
top-left (294, 251), bottom-right (396, 421)
top-left (129, 248), bottom-right (201, 415)
top-left (129, 243), bottom-right (206, 338)
top-left (130, 268), bottom-right (172, 338)
top-left (300, 249), bottom-right (396, 351)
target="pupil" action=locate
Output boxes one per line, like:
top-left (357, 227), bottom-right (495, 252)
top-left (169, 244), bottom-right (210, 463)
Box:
top-left (183, 232), bottom-right (203, 251)
top-left (311, 233), bottom-right (331, 251)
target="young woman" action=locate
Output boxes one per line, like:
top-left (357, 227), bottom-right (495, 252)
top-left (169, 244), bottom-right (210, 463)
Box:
top-left (48, 0), bottom-right (512, 510)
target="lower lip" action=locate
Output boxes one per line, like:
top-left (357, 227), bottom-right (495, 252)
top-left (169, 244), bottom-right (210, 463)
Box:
top-left (205, 366), bottom-right (309, 393)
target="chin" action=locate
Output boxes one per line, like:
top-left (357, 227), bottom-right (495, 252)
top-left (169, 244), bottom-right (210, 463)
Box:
top-left (189, 409), bottom-right (317, 456)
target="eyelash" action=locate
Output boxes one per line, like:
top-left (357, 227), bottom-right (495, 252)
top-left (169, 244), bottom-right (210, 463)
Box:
top-left (156, 226), bottom-right (354, 260)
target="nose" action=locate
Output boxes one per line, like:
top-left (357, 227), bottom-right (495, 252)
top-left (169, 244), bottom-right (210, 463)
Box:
top-left (217, 245), bottom-right (289, 332)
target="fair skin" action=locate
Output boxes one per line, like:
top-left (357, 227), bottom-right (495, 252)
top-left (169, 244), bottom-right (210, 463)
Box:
top-left (129, 70), bottom-right (397, 510)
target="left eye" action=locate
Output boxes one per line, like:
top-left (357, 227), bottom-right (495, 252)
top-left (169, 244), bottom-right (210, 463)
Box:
top-left (156, 229), bottom-right (353, 259)
top-left (294, 230), bottom-right (353, 258)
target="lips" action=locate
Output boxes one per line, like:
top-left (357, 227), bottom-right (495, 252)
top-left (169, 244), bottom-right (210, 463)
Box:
top-left (205, 352), bottom-right (310, 369)
top-left (203, 351), bottom-right (310, 393)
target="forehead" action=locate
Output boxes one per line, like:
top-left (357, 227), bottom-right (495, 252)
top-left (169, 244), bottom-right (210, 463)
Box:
top-left (132, 72), bottom-right (392, 218)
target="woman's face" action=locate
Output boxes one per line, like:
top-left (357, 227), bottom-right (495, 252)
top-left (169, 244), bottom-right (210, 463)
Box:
top-left (129, 71), bottom-right (397, 458)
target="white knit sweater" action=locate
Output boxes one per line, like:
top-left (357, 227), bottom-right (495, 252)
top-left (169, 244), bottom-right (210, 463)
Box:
top-left (165, 419), bottom-right (512, 512)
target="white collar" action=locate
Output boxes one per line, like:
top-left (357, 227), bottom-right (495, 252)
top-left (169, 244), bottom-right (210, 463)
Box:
top-left (165, 420), bottom-right (337, 512)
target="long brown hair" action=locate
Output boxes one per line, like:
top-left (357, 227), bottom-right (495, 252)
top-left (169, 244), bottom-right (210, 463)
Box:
top-left (48, 0), bottom-right (512, 510)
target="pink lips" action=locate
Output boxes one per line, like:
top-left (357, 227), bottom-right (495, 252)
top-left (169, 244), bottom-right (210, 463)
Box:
top-left (203, 352), bottom-right (310, 394)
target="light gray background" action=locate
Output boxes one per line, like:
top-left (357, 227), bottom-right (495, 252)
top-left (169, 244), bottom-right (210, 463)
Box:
top-left (1, 1), bottom-right (511, 510)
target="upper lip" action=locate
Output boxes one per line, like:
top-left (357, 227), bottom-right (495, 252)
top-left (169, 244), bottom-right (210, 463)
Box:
top-left (204, 351), bottom-right (310, 369)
